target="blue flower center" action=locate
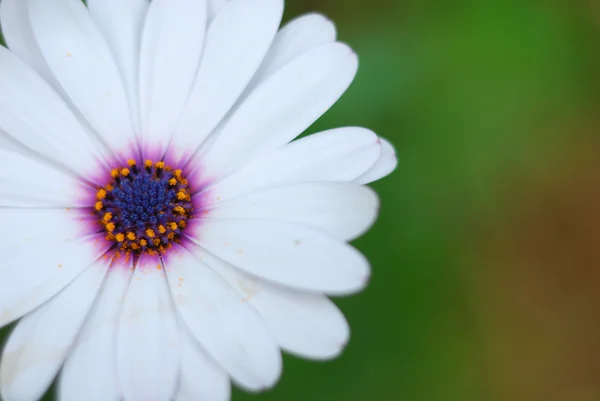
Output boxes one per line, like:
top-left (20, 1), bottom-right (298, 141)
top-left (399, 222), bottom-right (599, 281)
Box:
top-left (95, 160), bottom-right (193, 256)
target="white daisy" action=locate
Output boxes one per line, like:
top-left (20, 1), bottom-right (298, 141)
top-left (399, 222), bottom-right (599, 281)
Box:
top-left (0, 0), bottom-right (397, 400)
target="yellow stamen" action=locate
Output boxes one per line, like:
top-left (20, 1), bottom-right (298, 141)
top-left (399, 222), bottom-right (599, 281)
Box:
top-left (97, 189), bottom-right (106, 199)
top-left (120, 168), bottom-right (130, 176)
top-left (111, 169), bottom-right (119, 178)
top-left (174, 169), bottom-right (182, 178)
top-left (106, 222), bottom-right (116, 232)
top-left (146, 229), bottom-right (156, 238)
top-left (158, 225), bottom-right (166, 234)
top-left (145, 160), bottom-right (153, 168)
top-left (115, 233), bottom-right (125, 242)
top-left (174, 206), bottom-right (185, 214)
top-left (178, 220), bottom-right (187, 228)
top-left (127, 159), bottom-right (136, 166)
top-left (177, 191), bottom-right (187, 200)
top-left (156, 161), bottom-right (165, 169)
top-left (103, 212), bottom-right (113, 222)
top-left (168, 178), bottom-right (177, 186)
top-left (168, 222), bottom-right (178, 230)
top-left (140, 239), bottom-right (148, 247)
top-left (126, 232), bottom-right (136, 241)
top-left (153, 238), bottom-right (161, 246)
top-left (95, 201), bottom-right (103, 211)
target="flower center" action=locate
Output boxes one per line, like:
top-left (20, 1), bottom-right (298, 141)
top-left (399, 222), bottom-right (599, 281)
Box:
top-left (95, 159), bottom-right (193, 256)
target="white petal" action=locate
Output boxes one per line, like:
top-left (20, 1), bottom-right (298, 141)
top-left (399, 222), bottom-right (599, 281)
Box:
top-left (207, 183), bottom-right (379, 242)
top-left (0, 149), bottom-right (84, 208)
top-left (0, 258), bottom-right (110, 401)
top-left (205, 127), bottom-right (381, 201)
top-left (87, 0), bottom-right (149, 131)
top-left (0, 209), bottom-right (94, 256)
top-left (355, 138), bottom-right (398, 184)
top-left (207, 0), bottom-right (228, 21)
top-left (0, 233), bottom-right (112, 328)
top-left (0, 130), bottom-right (20, 152)
top-left (174, 325), bottom-right (231, 401)
top-left (0, 46), bottom-right (102, 175)
top-left (117, 257), bottom-right (179, 401)
top-left (164, 244), bottom-right (282, 391)
top-left (189, 220), bottom-right (369, 295)
top-left (209, 13), bottom-right (337, 138)
top-left (0, 1), bottom-right (99, 109)
top-left (59, 263), bottom-right (134, 401)
top-left (0, 0), bottom-right (53, 82)
top-left (242, 288), bottom-right (349, 360)
top-left (197, 42), bottom-right (358, 180)
top-left (192, 249), bottom-right (350, 360)
top-left (248, 13), bottom-right (337, 92)
top-left (168, 0), bottom-right (283, 163)
top-left (139, 0), bottom-right (207, 156)
top-left (29, 0), bottom-right (135, 155)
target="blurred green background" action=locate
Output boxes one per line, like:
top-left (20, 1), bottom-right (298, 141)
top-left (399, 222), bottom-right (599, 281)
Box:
top-left (4, 1), bottom-right (600, 400)
top-left (261, 1), bottom-right (600, 401)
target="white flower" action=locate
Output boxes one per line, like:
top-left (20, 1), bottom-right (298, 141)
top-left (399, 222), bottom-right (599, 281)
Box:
top-left (0, 0), bottom-right (397, 400)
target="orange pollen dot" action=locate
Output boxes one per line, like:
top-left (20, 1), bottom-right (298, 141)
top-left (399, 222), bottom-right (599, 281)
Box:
top-left (97, 189), bottom-right (107, 199)
top-left (111, 169), bottom-right (119, 178)
top-left (126, 232), bottom-right (136, 241)
top-left (169, 222), bottom-right (178, 230)
top-left (127, 159), bottom-right (136, 166)
top-left (103, 212), bottom-right (113, 222)
top-left (105, 184), bottom-right (114, 191)
top-left (115, 233), bottom-right (125, 242)
top-left (146, 229), bottom-right (156, 238)
top-left (153, 238), bottom-right (161, 246)
top-left (177, 191), bottom-right (187, 200)
top-left (156, 161), bottom-right (165, 169)
top-left (169, 178), bottom-right (177, 186)
top-left (174, 206), bottom-right (185, 214)
top-left (174, 170), bottom-right (182, 178)
top-left (106, 222), bottom-right (116, 232)
top-left (178, 220), bottom-right (187, 228)
top-left (95, 201), bottom-right (103, 211)
top-left (158, 225), bottom-right (167, 234)
top-left (145, 160), bottom-right (153, 167)
top-left (157, 265), bottom-right (162, 270)
top-left (120, 168), bottom-right (130, 176)
top-left (140, 239), bottom-right (148, 246)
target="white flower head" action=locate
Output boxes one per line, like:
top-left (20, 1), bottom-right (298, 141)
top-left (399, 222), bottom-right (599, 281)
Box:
top-left (0, 0), bottom-right (397, 400)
